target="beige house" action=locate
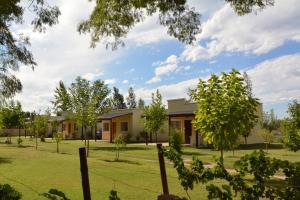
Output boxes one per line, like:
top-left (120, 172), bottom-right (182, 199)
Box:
top-left (167, 98), bottom-right (264, 147)
top-left (100, 108), bottom-right (168, 142)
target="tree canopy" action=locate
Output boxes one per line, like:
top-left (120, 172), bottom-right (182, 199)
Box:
top-left (126, 87), bottom-right (137, 109)
top-left (0, 0), bottom-right (60, 101)
top-left (0, 100), bottom-right (24, 129)
top-left (78, 0), bottom-right (274, 49)
top-left (191, 69), bottom-right (259, 161)
top-left (111, 87), bottom-right (127, 109)
top-left (52, 81), bottom-right (72, 114)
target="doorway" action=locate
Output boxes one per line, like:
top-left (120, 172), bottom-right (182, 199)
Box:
top-left (184, 120), bottom-right (192, 144)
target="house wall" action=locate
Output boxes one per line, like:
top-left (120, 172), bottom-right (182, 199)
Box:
top-left (168, 98), bottom-right (197, 113)
top-left (0, 129), bottom-right (25, 136)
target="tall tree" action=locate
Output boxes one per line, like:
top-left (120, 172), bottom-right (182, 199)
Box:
top-left (0, 0), bottom-right (60, 101)
top-left (126, 87), bottom-right (137, 108)
top-left (138, 98), bottom-right (145, 109)
top-left (282, 100), bottom-right (300, 152)
top-left (111, 87), bottom-right (127, 109)
top-left (242, 72), bottom-right (254, 144)
top-left (52, 81), bottom-right (72, 114)
top-left (142, 89), bottom-right (167, 143)
top-left (78, 0), bottom-right (273, 49)
top-left (261, 109), bottom-right (279, 151)
top-left (191, 69), bottom-right (259, 162)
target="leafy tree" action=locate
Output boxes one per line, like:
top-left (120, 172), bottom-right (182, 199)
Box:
top-left (242, 72), bottom-right (254, 144)
top-left (169, 128), bottom-right (183, 153)
top-left (34, 112), bottom-right (50, 145)
top-left (0, 0), bottom-right (60, 101)
top-left (126, 87), bottom-right (137, 108)
top-left (114, 135), bottom-right (125, 161)
top-left (52, 81), bottom-right (72, 114)
top-left (78, 0), bottom-right (273, 49)
top-left (111, 87), bottom-right (127, 109)
top-left (261, 109), bottom-right (279, 151)
top-left (138, 98), bottom-right (145, 109)
top-left (142, 89), bottom-right (167, 143)
top-left (282, 100), bottom-right (300, 151)
top-left (190, 69), bottom-right (259, 162)
top-left (0, 184), bottom-right (22, 200)
top-left (53, 132), bottom-right (63, 153)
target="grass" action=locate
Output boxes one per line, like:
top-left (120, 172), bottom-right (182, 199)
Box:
top-left (0, 137), bottom-right (299, 199)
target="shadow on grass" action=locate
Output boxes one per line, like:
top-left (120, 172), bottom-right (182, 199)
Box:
top-left (101, 159), bottom-right (141, 165)
top-left (91, 146), bottom-right (150, 152)
top-left (182, 151), bottom-right (209, 156)
top-left (238, 143), bottom-right (283, 150)
top-left (0, 157), bottom-right (12, 164)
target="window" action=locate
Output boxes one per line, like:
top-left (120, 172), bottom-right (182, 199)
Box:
top-left (121, 122), bottom-right (128, 131)
top-left (103, 123), bottom-right (110, 131)
top-left (62, 124), bottom-right (66, 131)
top-left (170, 120), bottom-right (181, 130)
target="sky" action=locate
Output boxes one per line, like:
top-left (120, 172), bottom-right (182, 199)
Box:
top-left (12, 0), bottom-right (300, 118)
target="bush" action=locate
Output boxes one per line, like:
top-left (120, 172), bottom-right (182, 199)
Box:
top-left (17, 138), bottom-right (23, 147)
top-left (139, 130), bottom-right (148, 142)
top-left (114, 135), bottom-right (126, 161)
top-left (169, 128), bottom-right (183, 153)
top-left (109, 190), bottom-right (120, 200)
top-left (123, 133), bottom-right (131, 143)
top-left (5, 137), bottom-right (12, 144)
top-left (42, 188), bottom-right (70, 200)
top-left (0, 184), bottom-right (22, 200)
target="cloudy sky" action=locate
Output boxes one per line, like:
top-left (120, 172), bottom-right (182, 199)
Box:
top-left (13, 0), bottom-right (300, 118)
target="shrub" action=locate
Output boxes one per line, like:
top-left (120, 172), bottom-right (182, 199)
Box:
top-left (42, 188), bottom-right (70, 200)
top-left (109, 190), bottom-right (120, 200)
top-left (123, 132), bottom-right (131, 143)
top-left (0, 184), bottom-right (22, 200)
top-left (17, 138), bottom-right (23, 147)
top-left (169, 128), bottom-right (183, 153)
top-left (114, 135), bottom-right (125, 161)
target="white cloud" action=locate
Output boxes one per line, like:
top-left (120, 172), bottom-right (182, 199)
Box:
top-left (182, 0), bottom-right (300, 62)
top-left (146, 76), bottom-right (161, 84)
top-left (247, 53), bottom-right (300, 105)
top-left (105, 79), bottom-right (116, 85)
top-left (82, 71), bottom-right (104, 81)
top-left (122, 80), bottom-right (129, 84)
top-left (13, 0), bottom-right (122, 111)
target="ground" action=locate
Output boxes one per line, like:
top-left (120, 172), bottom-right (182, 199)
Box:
top-left (0, 137), bottom-right (299, 200)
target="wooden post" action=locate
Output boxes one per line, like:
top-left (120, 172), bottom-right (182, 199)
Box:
top-left (157, 144), bottom-right (169, 195)
top-left (79, 148), bottom-right (91, 200)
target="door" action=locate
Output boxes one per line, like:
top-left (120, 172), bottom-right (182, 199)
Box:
top-left (112, 122), bottom-right (117, 140)
top-left (184, 120), bottom-right (192, 144)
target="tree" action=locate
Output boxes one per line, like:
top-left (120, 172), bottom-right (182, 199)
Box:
top-left (53, 132), bottom-right (63, 153)
top-left (282, 100), bottom-right (300, 151)
top-left (138, 98), bottom-right (145, 109)
top-left (190, 69), bottom-right (259, 162)
top-left (261, 109), bottom-right (279, 151)
top-left (142, 89), bottom-right (167, 143)
top-left (126, 87), bottom-right (137, 108)
top-left (78, 0), bottom-right (273, 49)
top-left (34, 113), bottom-right (50, 144)
top-left (52, 81), bottom-right (72, 114)
top-left (0, 101), bottom-right (25, 140)
top-left (242, 72), bottom-right (254, 144)
top-left (111, 87), bottom-right (127, 109)
top-left (0, 0), bottom-right (60, 101)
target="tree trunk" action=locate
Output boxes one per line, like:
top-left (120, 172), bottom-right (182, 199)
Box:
top-left (145, 132), bottom-right (148, 146)
top-left (57, 142), bottom-right (59, 153)
top-left (220, 148), bottom-right (224, 164)
top-left (35, 134), bottom-right (38, 150)
top-left (81, 126), bottom-right (84, 141)
top-left (18, 127), bottom-right (21, 139)
top-left (155, 132), bottom-right (158, 144)
top-left (94, 125), bottom-right (97, 142)
top-left (84, 126), bottom-right (87, 146)
top-left (150, 132), bottom-right (153, 143)
top-left (244, 136), bottom-right (247, 144)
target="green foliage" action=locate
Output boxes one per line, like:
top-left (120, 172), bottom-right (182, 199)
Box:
top-left (0, 183), bottom-right (22, 200)
top-left (169, 128), bottom-right (183, 153)
top-left (78, 0), bottom-right (272, 49)
top-left (262, 109), bottom-right (279, 132)
top-left (142, 89), bottom-right (167, 143)
top-left (53, 132), bottom-right (63, 153)
top-left (109, 190), bottom-right (121, 200)
top-left (111, 87), bottom-right (127, 109)
top-left (282, 100), bottom-right (300, 152)
top-left (0, 0), bottom-right (60, 101)
top-left (138, 98), bottom-right (145, 109)
top-left (190, 69), bottom-right (259, 160)
top-left (52, 81), bottom-right (72, 114)
top-left (17, 138), bottom-right (23, 146)
top-left (35, 113), bottom-right (50, 140)
top-left (164, 145), bottom-right (300, 200)
top-left (114, 135), bottom-right (125, 161)
top-left (0, 100), bottom-right (25, 129)
top-left (42, 188), bottom-right (70, 200)
top-left (259, 128), bottom-right (275, 151)
top-left (126, 87), bottom-right (137, 109)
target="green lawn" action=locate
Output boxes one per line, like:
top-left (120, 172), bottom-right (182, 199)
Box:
top-left (0, 137), bottom-right (299, 200)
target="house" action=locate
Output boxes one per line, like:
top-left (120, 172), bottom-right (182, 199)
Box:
top-left (100, 108), bottom-right (168, 142)
top-left (167, 98), bottom-right (264, 147)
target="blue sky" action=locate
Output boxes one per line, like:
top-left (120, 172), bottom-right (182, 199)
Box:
top-left (14, 0), bottom-right (300, 118)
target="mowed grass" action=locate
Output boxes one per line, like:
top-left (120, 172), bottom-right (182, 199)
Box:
top-left (0, 137), bottom-right (299, 200)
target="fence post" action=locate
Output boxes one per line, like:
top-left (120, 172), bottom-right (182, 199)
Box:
top-left (157, 143), bottom-right (169, 195)
top-left (79, 147), bottom-right (91, 200)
